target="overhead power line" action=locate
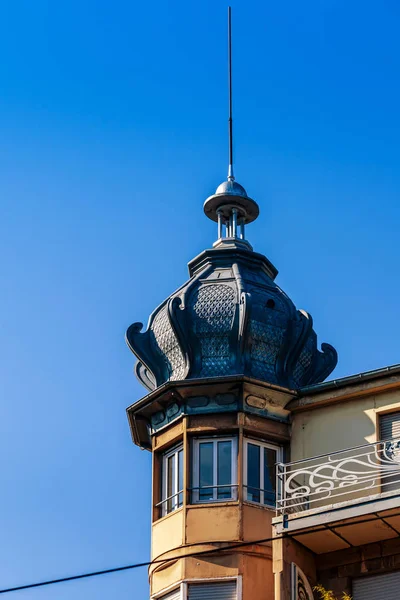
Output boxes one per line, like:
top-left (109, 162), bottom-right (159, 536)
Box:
top-left (1, 509), bottom-right (400, 594)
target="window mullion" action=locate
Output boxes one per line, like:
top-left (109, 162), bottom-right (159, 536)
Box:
top-left (213, 441), bottom-right (218, 501)
top-left (260, 445), bottom-right (264, 505)
top-left (243, 441), bottom-right (247, 502)
top-left (182, 582), bottom-right (187, 600)
top-left (232, 438), bottom-right (237, 500)
top-left (161, 455), bottom-right (165, 517)
top-left (174, 450), bottom-right (179, 510)
top-left (193, 441), bottom-right (199, 504)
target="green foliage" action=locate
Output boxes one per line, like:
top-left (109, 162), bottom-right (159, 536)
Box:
top-left (313, 584), bottom-right (352, 600)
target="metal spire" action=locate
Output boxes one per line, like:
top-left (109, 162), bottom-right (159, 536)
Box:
top-left (228, 6), bottom-right (234, 181)
top-left (203, 6), bottom-right (260, 248)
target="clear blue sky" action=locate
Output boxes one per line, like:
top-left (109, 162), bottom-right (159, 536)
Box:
top-left (1, 0), bottom-right (400, 597)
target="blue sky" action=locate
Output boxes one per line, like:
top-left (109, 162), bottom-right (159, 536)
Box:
top-left (1, 0), bottom-right (400, 597)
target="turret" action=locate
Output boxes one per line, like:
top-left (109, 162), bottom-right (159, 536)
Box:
top-left (125, 8), bottom-right (337, 599)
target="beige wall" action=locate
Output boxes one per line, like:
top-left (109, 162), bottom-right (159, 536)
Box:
top-left (291, 388), bottom-right (400, 462)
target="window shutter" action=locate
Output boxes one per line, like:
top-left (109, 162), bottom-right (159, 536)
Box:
top-left (188, 581), bottom-right (237, 600)
top-left (353, 571), bottom-right (400, 600)
top-left (380, 412), bottom-right (400, 440)
top-left (160, 589), bottom-right (181, 600)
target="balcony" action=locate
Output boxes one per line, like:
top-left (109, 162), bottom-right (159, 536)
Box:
top-left (273, 438), bottom-right (400, 552)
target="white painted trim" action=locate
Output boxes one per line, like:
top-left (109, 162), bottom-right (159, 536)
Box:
top-left (151, 580), bottom-right (183, 599)
top-left (161, 444), bottom-right (183, 517)
top-left (192, 437), bottom-right (238, 504)
top-left (243, 437), bottom-right (282, 507)
top-left (182, 582), bottom-right (188, 600)
top-left (273, 490), bottom-right (400, 535)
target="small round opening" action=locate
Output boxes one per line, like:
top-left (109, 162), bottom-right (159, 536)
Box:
top-left (266, 299), bottom-right (275, 309)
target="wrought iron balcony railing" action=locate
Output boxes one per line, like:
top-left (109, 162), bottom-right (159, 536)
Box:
top-left (276, 437), bottom-right (400, 517)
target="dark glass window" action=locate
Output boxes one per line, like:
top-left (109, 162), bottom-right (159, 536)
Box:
top-left (264, 447), bottom-right (277, 505)
top-left (247, 443), bottom-right (261, 503)
top-left (217, 440), bottom-right (232, 499)
top-left (178, 449), bottom-right (184, 507)
top-left (245, 439), bottom-right (280, 506)
top-left (199, 442), bottom-right (214, 501)
top-left (193, 437), bottom-right (237, 503)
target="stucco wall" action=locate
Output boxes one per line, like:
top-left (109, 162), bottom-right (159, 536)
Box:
top-left (290, 388), bottom-right (400, 462)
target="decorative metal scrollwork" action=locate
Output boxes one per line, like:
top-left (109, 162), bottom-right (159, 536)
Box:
top-left (278, 439), bottom-right (400, 515)
top-left (291, 563), bottom-right (314, 600)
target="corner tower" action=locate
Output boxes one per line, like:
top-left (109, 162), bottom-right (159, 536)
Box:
top-left (125, 9), bottom-right (337, 600)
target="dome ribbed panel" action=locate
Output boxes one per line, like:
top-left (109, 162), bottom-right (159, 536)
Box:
top-left (190, 284), bottom-right (236, 377)
top-left (249, 318), bottom-right (284, 382)
top-left (150, 307), bottom-right (186, 380)
top-left (248, 288), bottom-right (286, 383)
top-left (292, 331), bottom-right (315, 387)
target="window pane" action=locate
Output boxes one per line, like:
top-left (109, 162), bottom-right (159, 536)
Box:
top-left (247, 443), bottom-right (260, 503)
top-left (167, 454), bottom-right (175, 513)
top-left (178, 449), bottom-right (184, 507)
top-left (264, 447), bottom-right (277, 505)
top-left (217, 440), bottom-right (232, 499)
top-left (199, 442), bottom-right (214, 501)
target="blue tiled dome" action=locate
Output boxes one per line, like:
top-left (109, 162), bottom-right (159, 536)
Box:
top-left (126, 245), bottom-right (337, 392)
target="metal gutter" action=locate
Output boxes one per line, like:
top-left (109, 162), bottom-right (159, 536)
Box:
top-left (299, 363), bottom-right (400, 396)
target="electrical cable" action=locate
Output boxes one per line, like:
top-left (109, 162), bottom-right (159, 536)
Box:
top-left (1, 508), bottom-right (400, 594)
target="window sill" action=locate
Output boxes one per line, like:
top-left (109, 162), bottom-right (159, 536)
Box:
top-left (243, 500), bottom-right (276, 511)
top-left (188, 500), bottom-right (239, 509)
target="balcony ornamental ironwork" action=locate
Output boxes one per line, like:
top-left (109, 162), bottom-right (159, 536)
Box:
top-left (276, 438), bottom-right (400, 516)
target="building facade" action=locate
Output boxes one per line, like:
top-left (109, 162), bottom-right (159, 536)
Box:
top-left (273, 366), bottom-right (400, 600)
top-left (125, 34), bottom-right (400, 593)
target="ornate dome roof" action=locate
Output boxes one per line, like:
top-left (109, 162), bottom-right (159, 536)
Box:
top-left (126, 243), bottom-right (337, 392)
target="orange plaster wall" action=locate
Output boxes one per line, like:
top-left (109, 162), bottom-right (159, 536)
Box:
top-left (185, 504), bottom-right (240, 545)
top-left (150, 560), bottom-right (183, 597)
top-left (241, 553), bottom-right (274, 600)
top-left (242, 503), bottom-right (273, 542)
top-left (152, 509), bottom-right (184, 560)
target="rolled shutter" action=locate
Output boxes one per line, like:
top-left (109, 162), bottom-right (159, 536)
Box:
top-left (353, 571), bottom-right (400, 600)
top-left (160, 589), bottom-right (181, 600)
top-left (188, 581), bottom-right (237, 600)
top-left (380, 412), bottom-right (400, 440)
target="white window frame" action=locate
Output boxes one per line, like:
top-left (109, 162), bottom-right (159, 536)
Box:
top-left (161, 444), bottom-right (183, 517)
top-left (243, 437), bottom-right (282, 507)
top-left (152, 583), bottom-right (183, 600)
top-left (192, 436), bottom-right (238, 504)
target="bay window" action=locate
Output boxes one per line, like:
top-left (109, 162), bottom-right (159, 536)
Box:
top-left (160, 444), bottom-right (184, 516)
top-left (192, 437), bottom-right (237, 503)
top-left (243, 438), bottom-right (281, 506)
top-left (158, 436), bottom-right (281, 514)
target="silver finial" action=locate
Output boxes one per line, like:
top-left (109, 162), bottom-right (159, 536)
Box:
top-left (228, 6), bottom-right (234, 181)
